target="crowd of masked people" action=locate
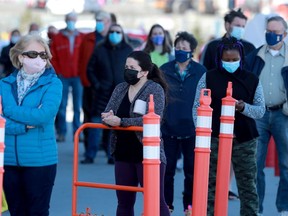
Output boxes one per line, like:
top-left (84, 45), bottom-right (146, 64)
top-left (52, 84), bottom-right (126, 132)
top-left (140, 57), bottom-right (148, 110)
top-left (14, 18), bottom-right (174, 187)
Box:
top-left (0, 7), bottom-right (288, 216)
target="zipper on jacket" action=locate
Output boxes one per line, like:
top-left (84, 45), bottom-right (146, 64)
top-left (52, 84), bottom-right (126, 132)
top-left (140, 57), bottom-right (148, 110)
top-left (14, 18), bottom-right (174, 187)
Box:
top-left (15, 135), bottom-right (20, 166)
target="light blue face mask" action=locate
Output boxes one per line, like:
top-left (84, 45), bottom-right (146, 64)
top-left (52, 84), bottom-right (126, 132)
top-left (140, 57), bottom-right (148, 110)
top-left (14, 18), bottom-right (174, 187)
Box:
top-left (222, 60), bottom-right (240, 73)
top-left (231, 26), bottom-right (245, 40)
top-left (66, 21), bottom-right (76, 31)
top-left (109, 32), bottom-right (122, 45)
top-left (11, 35), bottom-right (20, 44)
top-left (96, 21), bottom-right (104, 33)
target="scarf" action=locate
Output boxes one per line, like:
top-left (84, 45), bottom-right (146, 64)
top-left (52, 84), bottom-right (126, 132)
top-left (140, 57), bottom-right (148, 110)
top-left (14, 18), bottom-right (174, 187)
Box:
top-left (17, 68), bottom-right (45, 105)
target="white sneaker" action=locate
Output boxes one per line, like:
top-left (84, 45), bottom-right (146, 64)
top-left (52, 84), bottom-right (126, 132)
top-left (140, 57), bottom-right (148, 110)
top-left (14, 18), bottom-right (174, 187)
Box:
top-left (280, 211), bottom-right (288, 216)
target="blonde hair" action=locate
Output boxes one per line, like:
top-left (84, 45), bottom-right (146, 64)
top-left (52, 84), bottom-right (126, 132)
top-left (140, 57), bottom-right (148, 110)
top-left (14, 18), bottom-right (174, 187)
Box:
top-left (9, 34), bottom-right (52, 69)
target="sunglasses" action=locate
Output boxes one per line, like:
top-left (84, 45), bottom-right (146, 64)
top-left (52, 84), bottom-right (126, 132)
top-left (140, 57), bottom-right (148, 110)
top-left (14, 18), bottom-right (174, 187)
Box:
top-left (109, 30), bottom-right (121, 34)
top-left (22, 51), bottom-right (48, 59)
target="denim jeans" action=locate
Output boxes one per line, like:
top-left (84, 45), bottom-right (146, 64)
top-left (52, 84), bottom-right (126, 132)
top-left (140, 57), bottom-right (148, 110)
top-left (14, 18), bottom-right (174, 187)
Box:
top-left (85, 116), bottom-right (103, 160)
top-left (163, 135), bottom-right (195, 211)
top-left (256, 110), bottom-right (288, 213)
top-left (56, 76), bottom-right (83, 135)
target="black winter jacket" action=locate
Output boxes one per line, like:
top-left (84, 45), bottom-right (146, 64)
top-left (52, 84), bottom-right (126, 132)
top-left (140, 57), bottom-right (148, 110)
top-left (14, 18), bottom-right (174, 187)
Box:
top-left (87, 40), bottom-right (133, 116)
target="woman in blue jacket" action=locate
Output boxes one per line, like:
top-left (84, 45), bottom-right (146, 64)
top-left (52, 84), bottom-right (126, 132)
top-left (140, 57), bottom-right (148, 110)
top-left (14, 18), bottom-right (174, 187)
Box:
top-left (0, 34), bottom-right (62, 216)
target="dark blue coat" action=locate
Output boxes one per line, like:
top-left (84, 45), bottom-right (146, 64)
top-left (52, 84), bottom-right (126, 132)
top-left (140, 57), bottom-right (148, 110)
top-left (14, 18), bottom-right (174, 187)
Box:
top-left (160, 60), bottom-right (206, 137)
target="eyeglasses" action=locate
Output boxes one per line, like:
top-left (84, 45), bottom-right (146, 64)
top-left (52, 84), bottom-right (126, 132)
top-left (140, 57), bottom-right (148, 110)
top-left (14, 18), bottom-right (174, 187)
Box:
top-left (22, 51), bottom-right (48, 59)
top-left (109, 30), bottom-right (121, 34)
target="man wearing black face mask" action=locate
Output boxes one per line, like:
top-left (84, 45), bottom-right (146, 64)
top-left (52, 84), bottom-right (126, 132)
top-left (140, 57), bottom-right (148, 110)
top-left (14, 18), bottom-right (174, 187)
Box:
top-left (160, 31), bottom-right (206, 215)
top-left (245, 15), bottom-right (288, 216)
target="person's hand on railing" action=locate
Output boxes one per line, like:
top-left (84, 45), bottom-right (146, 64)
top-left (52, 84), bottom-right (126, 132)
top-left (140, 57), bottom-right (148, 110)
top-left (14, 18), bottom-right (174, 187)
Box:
top-left (101, 110), bottom-right (114, 119)
top-left (102, 110), bottom-right (121, 127)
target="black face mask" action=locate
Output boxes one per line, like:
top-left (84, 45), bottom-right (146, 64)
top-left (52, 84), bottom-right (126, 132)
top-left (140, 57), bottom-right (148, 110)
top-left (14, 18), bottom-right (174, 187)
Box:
top-left (124, 69), bottom-right (140, 85)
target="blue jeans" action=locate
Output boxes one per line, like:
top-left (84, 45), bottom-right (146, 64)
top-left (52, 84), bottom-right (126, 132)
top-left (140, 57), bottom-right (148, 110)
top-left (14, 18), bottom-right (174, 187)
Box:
top-left (256, 110), bottom-right (288, 213)
top-left (163, 135), bottom-right (195, 211)
top-left (56, 76), bottom-right (83, 135)
top-left (85, 116), bottom-right (103, 160)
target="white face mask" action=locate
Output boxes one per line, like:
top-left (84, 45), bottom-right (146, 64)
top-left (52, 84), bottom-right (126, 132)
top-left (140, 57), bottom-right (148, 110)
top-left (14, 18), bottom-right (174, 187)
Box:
top-left (22, 56), bottom-right (46, 74)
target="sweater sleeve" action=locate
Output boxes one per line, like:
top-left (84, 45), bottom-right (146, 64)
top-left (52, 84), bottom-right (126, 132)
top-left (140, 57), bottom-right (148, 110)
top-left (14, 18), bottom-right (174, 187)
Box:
top-left (192, 73), bottom-right (207, 125)
top-left (241, 81), bottom-right (265, 119)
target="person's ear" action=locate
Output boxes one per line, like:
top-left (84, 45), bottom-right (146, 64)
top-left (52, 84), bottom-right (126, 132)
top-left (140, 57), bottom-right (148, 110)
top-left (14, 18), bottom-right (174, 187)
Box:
top-left (224, 22), bottom-right (230, 32)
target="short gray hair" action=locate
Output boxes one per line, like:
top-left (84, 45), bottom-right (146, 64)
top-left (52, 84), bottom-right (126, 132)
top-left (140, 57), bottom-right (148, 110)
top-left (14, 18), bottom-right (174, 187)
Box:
top-left (95, 10), bottom-right (111, 20)
top-left (267, 15), bottom-right (288, 31)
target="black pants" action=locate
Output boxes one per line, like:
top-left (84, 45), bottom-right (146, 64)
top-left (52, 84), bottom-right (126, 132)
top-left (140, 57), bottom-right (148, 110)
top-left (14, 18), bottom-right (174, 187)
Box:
top-left (4, 164), bottom-right (57, 216)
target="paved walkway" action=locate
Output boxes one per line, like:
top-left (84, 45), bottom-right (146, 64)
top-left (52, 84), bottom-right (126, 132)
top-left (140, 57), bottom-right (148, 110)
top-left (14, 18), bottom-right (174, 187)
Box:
top-left (4, 122), bottom-right (280, 216)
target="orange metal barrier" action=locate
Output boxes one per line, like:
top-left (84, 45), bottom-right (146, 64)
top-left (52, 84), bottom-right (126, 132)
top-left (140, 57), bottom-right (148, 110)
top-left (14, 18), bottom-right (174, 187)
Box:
top-left (72, 123), bottom-right (143, 216)
top-left (192, 89), bottom-right (213, 216)
top-left (72, 95), bottom-right (160, 216)
top-left (214, 82), bottom-right (236, 216)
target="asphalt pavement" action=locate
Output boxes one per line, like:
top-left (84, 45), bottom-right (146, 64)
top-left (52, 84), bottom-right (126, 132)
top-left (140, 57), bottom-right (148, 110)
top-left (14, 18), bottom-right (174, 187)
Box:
top-left (3, 121), bottom-right (280, 216)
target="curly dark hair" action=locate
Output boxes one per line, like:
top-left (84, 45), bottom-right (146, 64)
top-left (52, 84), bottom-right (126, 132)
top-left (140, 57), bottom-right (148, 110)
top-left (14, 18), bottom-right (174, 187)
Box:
top-left (215, 37), bottom-right (245, 70)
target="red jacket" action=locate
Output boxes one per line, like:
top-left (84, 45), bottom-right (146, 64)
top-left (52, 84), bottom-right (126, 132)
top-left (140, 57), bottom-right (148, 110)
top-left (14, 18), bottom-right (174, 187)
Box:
top-left (50, 29), bottom-right (84, 78)
top-left (78, 32), bottom-right (96, 87)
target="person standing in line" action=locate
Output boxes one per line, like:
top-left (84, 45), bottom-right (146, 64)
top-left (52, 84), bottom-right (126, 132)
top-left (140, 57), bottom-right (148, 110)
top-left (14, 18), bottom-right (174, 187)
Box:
top-left (78, 10), bottom-right (112, 161)
top-left (101, 50), bottom-right (170, 216)
top-left (245, 15), bottom-right (288, 216)
top-left (47, 25), bottom-right (58, 44)
top-left (83, 23), bottom-right (133, 164)
top-left (1, 34), bottom-right (62, 216)
top-left (194, 37), bottom-right (265, 216)
top-left (200, 8), bottom-right (256, 199)
top-left (143, 24), bottom-right (173, 67)
top-left (200, 8), bottom-right (255, 71)
top-left (160, 31), bottom-right (206, 215)
top-left (50, 12), bottom-right (84, 142)
top-left (28, 22), bottom-right (40, 35)
top-left (0, 29), bottom-right (21, 78)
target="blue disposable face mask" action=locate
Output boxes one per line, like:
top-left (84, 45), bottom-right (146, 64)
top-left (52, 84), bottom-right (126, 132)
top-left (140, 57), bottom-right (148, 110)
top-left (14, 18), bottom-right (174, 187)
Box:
top-left (66, 21), bottom-right (76, 31)
top-left (222, 60), bottom-right (240, 73)
top-left (11, 35), bottom-right (20, 44)
top-left (265, 32), bottom-right (283, 46)
top-left (175, 50), bottom-right (192, 63)
top-left (109, 32), bottom-right (122, 45)
top-left (231, 26), bottom-right (245, 40)
top-left (96, 21), bottom-right (104, 33)
top-left (151, 35), bottom-right (164, 45)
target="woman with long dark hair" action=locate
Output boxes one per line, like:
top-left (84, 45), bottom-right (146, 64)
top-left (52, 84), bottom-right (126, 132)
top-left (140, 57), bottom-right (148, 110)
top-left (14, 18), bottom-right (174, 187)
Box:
top-left (101, 50), bottom-right (170, 216)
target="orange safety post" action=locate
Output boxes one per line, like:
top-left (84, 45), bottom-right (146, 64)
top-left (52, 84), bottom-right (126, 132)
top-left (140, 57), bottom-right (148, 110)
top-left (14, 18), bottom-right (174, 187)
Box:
top-left (214, 82), bottom-right (236, 216)
top-left (142, 94), bottom-right (161, 216)
top-left (192, 89), bottom-right (213, 216)
top-left (0, 96), bottom-right (5, 214)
